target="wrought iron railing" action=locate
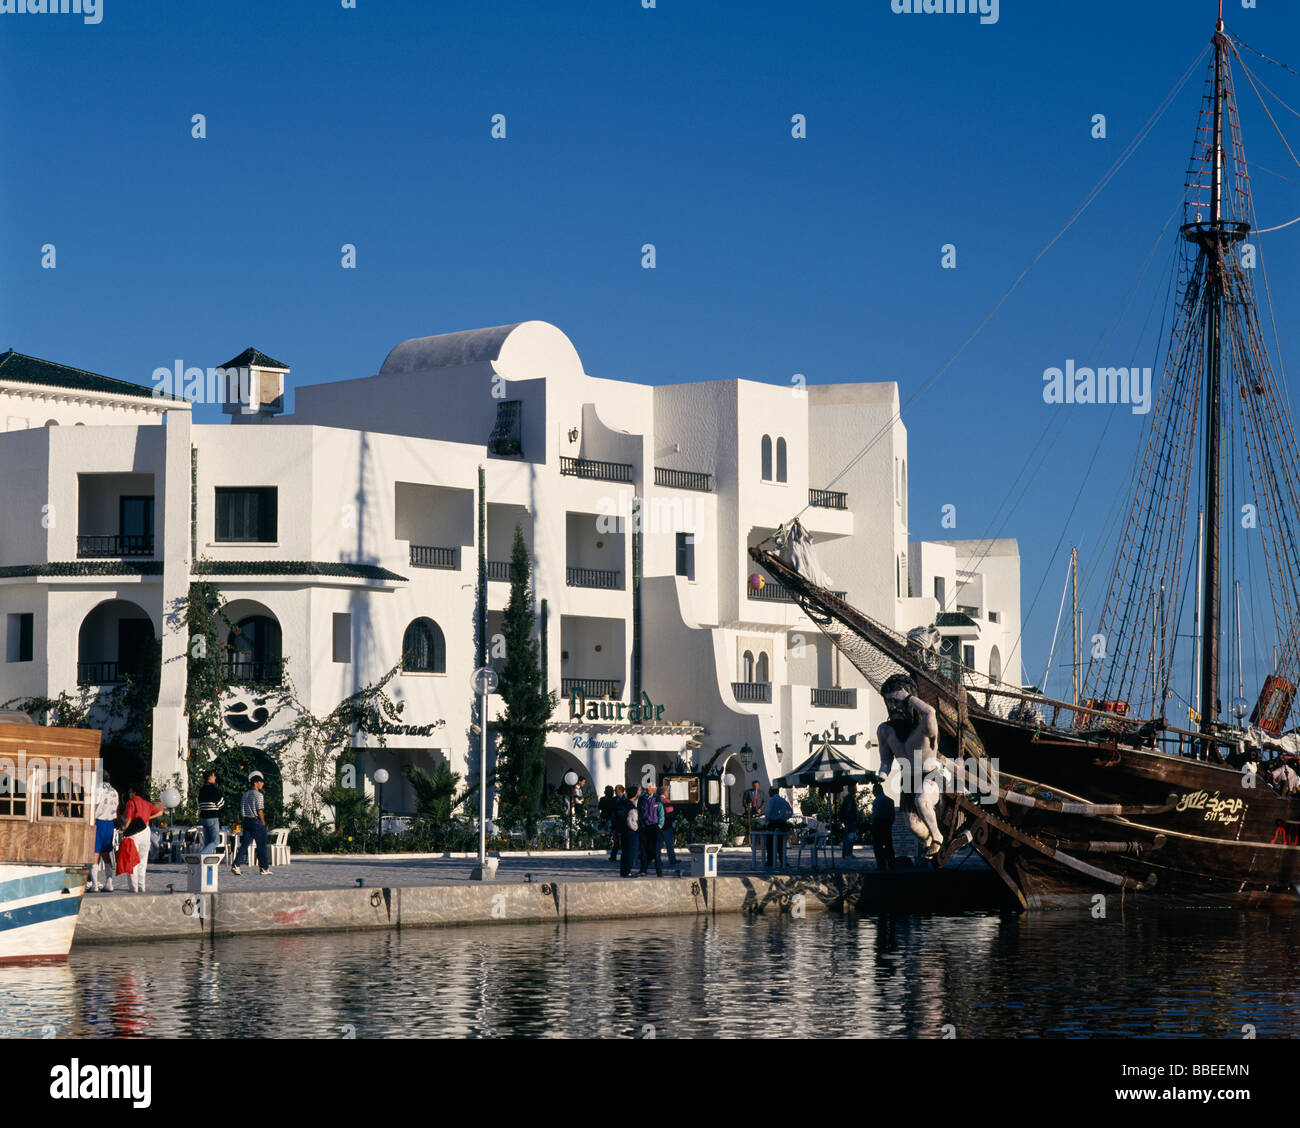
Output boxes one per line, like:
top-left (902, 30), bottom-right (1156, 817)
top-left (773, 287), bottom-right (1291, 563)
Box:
top-left (811, 687), bottom-right (857, 709)
top-left (748, 580), bottom-right (847, 603)
top-left (225, 659), bottom-right (285, 687)
top-left (732, 681), bottom-right (772, 704)
top-left (561, 678), bottom-right (622, 698)
top-left (77, 661), bottom-right (122, 685)
top-left (76, 534), bottom-right (154, 557)
top-left (567, 567), bottom-right (622, 589)
top-left (560, 456), bottom-right (633, 483)
top-left (808, 488), bottom-right (848, 510)
top-left (409, 545), bottom-right (457, 569)
top-left (654, 467), bottom-right (713, 492)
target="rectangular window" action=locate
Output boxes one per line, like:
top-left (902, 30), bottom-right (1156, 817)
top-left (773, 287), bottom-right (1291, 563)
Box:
top-left (6, 613), bottom-right (32, 663)
top-left (215, 487), bottom-right (277, 542)
top-left (333, 613), bottom-right (351, 663)
top-left (963, 645), bottom-right (976, 669)
top-left (0, 758), bottom-right (26, 817)
top-left (934, 576), bottom-right (945, 606)
top-left (675, 533), bottom-right (695, 581)
top-left (988, 610), bottom-right (1000, 623)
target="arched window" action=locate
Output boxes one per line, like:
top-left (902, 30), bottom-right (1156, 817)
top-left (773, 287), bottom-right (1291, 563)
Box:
top-left (230, 615), bottom-right (282, 684)
top-left (403, 618), bottom-right (446, 673)
top-left (760, 436), bottom-right (772, 481)
top-left (776, 438), bottom-right (787, 483)
top-left (742, 650), bottom-right (755, 682)
top-left (990, 645), bottom-right (1002, 685)
top-left (756, 652), bottom-right (770, 682)
top-left (45, 419), bottom-right (58, 427)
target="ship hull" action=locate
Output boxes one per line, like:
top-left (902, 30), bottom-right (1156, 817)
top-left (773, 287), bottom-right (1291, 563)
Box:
top-left (959, 711), bottom-right (1300, 909)
top-left (0, 863), bottom-right (87, 964)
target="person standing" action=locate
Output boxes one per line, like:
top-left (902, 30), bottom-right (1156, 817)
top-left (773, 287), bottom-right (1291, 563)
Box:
top-left (91, 772), bottom-right (119, 892)
top-left (871, 783), bottom-right (896, 871)
top-left (618, 785), bottom-right (641, 878)
top-left (658, 785), bottom-right (678, 867)
top-left (198, 769), bottom-right (225, 855)
top-left (638, 785), bottom-right (662, 877)
top-left (599, 785), bottom-right (618, 861)
top-left (743, 781), bottom-right (764, 824)
top-left (117, 784), bottom-right (162, 893)
top-left (231, 771), bottom-right (272, 875)
top-left (840, 784), bottom-right (859, 859)
top-left (763, 787), bottom-right (793, 867)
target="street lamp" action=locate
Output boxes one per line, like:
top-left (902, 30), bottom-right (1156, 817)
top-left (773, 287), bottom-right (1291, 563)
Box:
top-left (470, 666), bottom-right (500, 880)
top-left (563, 769), bottom-right (579, 849)
top-left (374, 768), bottom-right (389, 853)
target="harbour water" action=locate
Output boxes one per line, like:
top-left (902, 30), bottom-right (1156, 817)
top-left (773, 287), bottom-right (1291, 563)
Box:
top-left (2, 908), bottom-right (1296, 1038)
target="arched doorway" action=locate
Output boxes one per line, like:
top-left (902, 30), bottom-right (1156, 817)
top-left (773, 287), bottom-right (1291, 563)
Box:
top-left (544, 747), bottom-right (589, 805)
top-left (222, 599), bottom-right (283, 687)
top-left (77, 599), bottom-right (155, 685)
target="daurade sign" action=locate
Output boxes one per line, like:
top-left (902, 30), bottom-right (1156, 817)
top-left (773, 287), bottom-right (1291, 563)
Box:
top-left (568, 688), bottom-right (666, 724)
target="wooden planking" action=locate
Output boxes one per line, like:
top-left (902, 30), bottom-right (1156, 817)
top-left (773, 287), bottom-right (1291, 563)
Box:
top-left (0, 819), bottom-right (95, 865)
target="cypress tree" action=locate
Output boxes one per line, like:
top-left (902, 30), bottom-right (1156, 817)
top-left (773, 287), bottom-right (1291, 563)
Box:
top-left (494, 524), bottom-right (556, 836)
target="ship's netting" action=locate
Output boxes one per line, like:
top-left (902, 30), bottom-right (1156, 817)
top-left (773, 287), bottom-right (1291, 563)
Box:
top-left (750, 545), bottom-right (999, 761)
top-left (750, 544), bottom-right (1161, 751)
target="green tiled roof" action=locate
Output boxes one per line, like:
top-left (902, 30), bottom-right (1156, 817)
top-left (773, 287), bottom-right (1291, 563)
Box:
top-left (936, 611), bottom-right (978, 628)
top-left (194, 561), bottom-right (406, 582)
top-left (0, 562), bottom-right (163, 578)
top-left (219, 348), bottom-right (289, 371)
top-left (0, 350), bottom-right (175, 403)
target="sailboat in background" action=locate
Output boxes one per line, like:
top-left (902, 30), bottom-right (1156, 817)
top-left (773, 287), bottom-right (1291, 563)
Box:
top-left (752, 4), bottom-right (1300, 909)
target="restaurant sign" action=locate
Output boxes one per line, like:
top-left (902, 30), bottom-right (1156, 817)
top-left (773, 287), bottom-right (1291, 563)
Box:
top-left (568, 689), bottom-right (667, 724)
top-left (363, 711), bottom-right (447, 737)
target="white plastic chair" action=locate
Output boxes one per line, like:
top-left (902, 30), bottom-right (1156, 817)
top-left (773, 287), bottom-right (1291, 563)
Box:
top-left (268, 827), bottom-right (291, 867)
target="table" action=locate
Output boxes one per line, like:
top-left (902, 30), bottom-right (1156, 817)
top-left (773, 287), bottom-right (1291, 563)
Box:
top-left (749, 828), bottom-right (791, 868)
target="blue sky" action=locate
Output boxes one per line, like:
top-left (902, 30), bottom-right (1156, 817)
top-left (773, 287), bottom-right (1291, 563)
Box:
top-left (4, 0), bottom-right (1300, 694)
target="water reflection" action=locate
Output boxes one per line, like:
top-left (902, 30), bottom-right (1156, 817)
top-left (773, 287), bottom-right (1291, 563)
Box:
top-left (0, 908), bottom-right (1293, 1038)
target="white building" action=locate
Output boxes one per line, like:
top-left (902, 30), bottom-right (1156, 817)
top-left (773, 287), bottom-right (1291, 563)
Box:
top-left (0, 326), bottom-right (1024, 815)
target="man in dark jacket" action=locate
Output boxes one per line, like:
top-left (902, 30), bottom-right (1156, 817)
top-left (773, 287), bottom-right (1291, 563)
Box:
top-left (617, 786), bottom-right (641, 877)
top-left (599, 785), bottom-right (619, 861)
top-left (840, 784), bottom-right (859, 858)
top-left (198, 769), bottom-right (225, 855)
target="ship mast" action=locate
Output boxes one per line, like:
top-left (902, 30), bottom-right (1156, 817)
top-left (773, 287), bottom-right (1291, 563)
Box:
top-left (1194, 4), bottom-right (1230, 738)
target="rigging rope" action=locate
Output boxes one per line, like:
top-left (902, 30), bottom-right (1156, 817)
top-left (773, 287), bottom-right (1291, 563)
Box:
top-left (775, 43), bottom-right (1213, 536)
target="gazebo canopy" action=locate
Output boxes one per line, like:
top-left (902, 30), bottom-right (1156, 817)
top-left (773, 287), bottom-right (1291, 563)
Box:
top-left (775, 743), bottom-right (875, 789)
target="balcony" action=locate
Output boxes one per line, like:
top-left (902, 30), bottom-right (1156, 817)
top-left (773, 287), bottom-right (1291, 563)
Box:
top-left (747, 581), bottom-right (847, 603)
top-left (225, 658), bottom-right (285, 687)
top-left (811, 687), bottom-right (857, 709)
top-left (732, 681), bottom-right (772, 704)
top-left (567, 567), bottom-right (621, 590)
top-left (77, 661), bottom-right (124, 686)
top-left (560, 456), bottom-right (633, 484)
top-left (409, 545), bottom-right (458, 570)
top-left (77, 535), bottom-right (154, 558)
top-left (655, 467), bottom-right (713, 492)
top-left (486, 560), bottom-right (510, 582)
top-left (561, 677), bottom-right (622, 698)
top-left (808, 488), bottom-right (848, 510)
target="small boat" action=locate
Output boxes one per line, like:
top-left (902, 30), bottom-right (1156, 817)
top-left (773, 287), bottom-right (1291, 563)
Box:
top-left (0, 712), bottom-right (102, 962)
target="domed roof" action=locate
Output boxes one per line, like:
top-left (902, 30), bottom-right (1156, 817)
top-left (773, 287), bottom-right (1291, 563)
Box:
top-left (377, 321), bottom-right (583, 380)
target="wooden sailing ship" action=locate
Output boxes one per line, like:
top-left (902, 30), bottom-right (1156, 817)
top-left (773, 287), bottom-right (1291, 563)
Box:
top-left (0, 714), bottom-right (102, 961)
top-left (752, 5), bottom-right (1300, 909)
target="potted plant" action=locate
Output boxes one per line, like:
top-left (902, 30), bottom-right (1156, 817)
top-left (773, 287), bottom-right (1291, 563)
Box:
top-left (729, 813), bottom-right (748, 846)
